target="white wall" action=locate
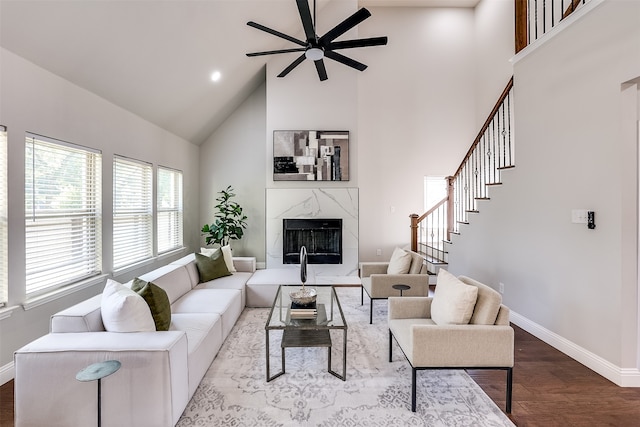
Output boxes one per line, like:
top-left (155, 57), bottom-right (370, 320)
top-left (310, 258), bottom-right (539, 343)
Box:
top-left (357, 7), bottom-right (477, 260)
top-left (199, 2), bottom-right (514, 266)
top-left (447, 0), bottom-right (640, 382)
top-left (199, 81), bottom-right (267, 260)
top-left (0, 48), bottom-right (200, 371)
top-left (474, 0), bottom-right (515, 126)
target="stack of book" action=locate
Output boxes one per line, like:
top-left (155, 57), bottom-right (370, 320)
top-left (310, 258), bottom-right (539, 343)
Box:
top-left (290, 301), bottom-right (317, 319)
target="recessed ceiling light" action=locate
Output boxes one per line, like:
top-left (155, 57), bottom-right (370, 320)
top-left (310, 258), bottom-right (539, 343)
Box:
top-left (210, 71), bottom-right (222, 82)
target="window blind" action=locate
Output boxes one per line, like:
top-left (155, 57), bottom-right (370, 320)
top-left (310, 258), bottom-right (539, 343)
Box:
top-left (25, 133), bottom-right (102, 296)
top-left (157, 167), bottom-right (183, 254)
top-left (113, 156), bottom-right (152, 270)
top-left (0, 126), bottom-right (7, 305)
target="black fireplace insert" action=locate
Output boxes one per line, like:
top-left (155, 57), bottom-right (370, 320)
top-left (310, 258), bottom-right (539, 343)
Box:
top-left (283, 218), bottom-right (342, 264)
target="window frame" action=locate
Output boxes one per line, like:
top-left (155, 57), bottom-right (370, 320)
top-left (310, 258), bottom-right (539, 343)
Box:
top-left (156, 166), bottom-right (184, 255)
top-left (24, 132), bottom-right (102, 298)
top-left (0, 126), bottom-right (7, 306)
top-left (112, 155), bottom-right (153, 271)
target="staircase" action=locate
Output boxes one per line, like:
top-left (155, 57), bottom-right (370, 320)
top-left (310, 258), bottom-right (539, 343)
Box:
top-left (410, 77), bottom-right (515, 274)
top-left (411, 0), bottom-right (591, 275)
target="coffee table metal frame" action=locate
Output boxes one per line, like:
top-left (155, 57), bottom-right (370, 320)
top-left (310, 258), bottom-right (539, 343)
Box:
top-left (265, 285), bottom-right (347, 382)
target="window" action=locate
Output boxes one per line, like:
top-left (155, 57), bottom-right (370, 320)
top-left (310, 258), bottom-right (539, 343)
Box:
top-left (25, 133), bottom-right (102, 297)
top-left (0, 126), bottom-right (7, 305)
top-left (424, 176), bottom-right (447, 212)
top-left (157, 167), bottom-right (183, 254)
top-left (113, 156), bottom-right (152, 270)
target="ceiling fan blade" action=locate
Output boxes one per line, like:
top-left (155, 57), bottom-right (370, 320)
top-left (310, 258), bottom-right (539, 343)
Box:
top-left (328, 36), bottom-right (388, 50)
top-left (296, 0), bottom-right (316, 42)
top-left (324, 50), bottom-right (367, 72)
top-left (319, 8), bottom-right (371, 45)
top-left (314, 59), bottom-right (328, 81)
top-left (247, 21), bottom-right (306, 47)
top-left (246, 48), bottom-right (306, 57)
top-left (278, 54), bottom-right (307, 78)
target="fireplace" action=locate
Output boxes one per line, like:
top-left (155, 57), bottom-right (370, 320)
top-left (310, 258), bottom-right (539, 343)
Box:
top-left (283, 218), bottom-right (342, 264)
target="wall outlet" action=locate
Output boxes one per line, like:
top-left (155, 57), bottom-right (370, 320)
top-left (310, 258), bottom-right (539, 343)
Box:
top-left (376, 249), bottom-right (382, 256)
top-left (499, 282), bottom-right (504, 294)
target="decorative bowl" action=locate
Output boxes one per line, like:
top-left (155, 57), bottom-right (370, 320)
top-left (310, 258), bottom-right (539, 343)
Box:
top-left (289, 287), bottom-right (317, 306)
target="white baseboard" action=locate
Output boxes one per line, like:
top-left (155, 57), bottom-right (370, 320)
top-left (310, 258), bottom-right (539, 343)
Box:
top-left (0, 361), bottom-right (14, 386)
top-left (510, 311), bottom-right (640, 387)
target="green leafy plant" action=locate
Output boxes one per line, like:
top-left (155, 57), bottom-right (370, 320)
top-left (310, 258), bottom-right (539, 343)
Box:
top-left (201, 186), bottom-right (248, 247)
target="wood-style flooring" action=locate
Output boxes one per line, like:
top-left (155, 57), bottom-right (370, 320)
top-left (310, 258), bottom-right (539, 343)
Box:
top-left (1, 325), bottom-right (640, 426)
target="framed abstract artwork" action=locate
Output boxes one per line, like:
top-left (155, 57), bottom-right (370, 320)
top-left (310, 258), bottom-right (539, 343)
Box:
top-left (273, 130), bottom-right (349, 181)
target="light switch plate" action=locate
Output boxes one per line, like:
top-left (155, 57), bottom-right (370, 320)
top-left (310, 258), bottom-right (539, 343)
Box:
top-left (571, 209), bottom-right (588, 224)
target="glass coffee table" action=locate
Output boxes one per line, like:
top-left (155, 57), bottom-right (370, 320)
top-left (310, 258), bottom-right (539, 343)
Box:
top-left (265, 285), bottom-right (347, 382)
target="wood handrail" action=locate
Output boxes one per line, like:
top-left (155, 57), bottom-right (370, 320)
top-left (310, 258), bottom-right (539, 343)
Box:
top-left (453, 76), bottom-right (514, 179)
top-left (415, 196), bottom-right (448, 223)
top-left (515, 0), bottom-right (528, 53)
top-left (563, 0), bottom-right (586, 19)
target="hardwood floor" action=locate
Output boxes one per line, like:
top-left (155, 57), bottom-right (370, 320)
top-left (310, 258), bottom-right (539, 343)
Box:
top-left (1, 325), bottom-right (639, 426)
top-left (468, 325), bottom-right (640, 426)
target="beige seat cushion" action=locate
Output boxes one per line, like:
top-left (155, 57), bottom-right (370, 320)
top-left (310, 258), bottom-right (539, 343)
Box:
top-left (387, 247), bottom-right (412, 274)
top-left (459, 276), bottom-right (503, 325)
top-left (431, 269), bottom-right (478, 325)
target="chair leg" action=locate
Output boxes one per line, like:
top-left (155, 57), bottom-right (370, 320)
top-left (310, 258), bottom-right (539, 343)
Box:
top-left (411, 368), bottom-right (417, 412)
top-left (369, 298), bottom-right (373, 324)
top-left (506, 367), bottom-right (513, 413)
top-left (361, 285), bottom-right (363, 306)
top-left (388, 330), bottom-right (392, 362)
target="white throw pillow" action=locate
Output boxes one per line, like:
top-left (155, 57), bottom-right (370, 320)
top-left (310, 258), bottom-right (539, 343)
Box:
top-left (387, 247), bottom-right (412, 274)
top-left (201, 246), bottom-right (236, 273)
top-left (101, 279), bottom-right (155, 332)
top-left (431, 269), bottom-right (479, 325)
top-left (220, 245), bottom-right (236, 273)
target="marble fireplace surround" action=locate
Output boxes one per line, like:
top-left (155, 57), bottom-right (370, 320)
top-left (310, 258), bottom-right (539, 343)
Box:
top-left (266, 188), bottom-right (359, 277)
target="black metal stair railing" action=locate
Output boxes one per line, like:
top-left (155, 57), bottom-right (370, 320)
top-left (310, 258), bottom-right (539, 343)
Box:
top-left (411, 78), bottom-right (515, 261)
top-left (410, 0), bottom-right (590, 265)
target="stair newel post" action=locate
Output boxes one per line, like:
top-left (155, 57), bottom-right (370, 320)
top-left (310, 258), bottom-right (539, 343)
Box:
top-left (410, 214), bottom-right (419, 253)
top-left (446, 176), bottom-right (455, 241)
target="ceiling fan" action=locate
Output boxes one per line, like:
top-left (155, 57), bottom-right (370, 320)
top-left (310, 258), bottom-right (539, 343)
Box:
top-left (246, 0), bottom-right (388, 81)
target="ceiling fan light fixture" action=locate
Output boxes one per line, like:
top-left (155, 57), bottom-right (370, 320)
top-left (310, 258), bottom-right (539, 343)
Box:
top-left (305, 47), bottom-right (324, 61)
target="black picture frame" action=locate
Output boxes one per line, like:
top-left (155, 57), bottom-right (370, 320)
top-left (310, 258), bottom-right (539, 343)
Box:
top-left (273, 130), bottom-right (349, 181)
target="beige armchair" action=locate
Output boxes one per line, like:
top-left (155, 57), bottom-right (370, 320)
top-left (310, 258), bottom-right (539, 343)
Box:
top-left (388, 271), bottom-right (514, 413)
top-left (360, 248), bottom-right (430, 324)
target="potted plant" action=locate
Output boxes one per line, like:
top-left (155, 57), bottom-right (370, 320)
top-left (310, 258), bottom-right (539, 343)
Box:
top-left (201, 185), bottom-right (248, 247)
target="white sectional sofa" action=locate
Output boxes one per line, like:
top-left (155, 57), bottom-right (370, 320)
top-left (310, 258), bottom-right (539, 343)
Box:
top-left (14, 253), bottom-right (256, 427)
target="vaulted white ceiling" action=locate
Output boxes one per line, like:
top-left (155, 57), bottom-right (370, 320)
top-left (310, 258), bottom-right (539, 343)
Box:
top-left (0, 0), bottom-right (479, 145)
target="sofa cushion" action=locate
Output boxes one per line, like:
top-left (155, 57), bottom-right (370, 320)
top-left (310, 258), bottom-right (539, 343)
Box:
top-left (137, 264), bottom-right (192, 305)
top-left (171, 289), bottom-right (242, 340)
top-left (195, 251), bottom-right (231, 282)
top-left (431, 269), bottom-right (478, 325)
top-left (132, 278), bottom-right (172, 331)
top-left (101, 279), bottom-right (155, 332)
top-left (387, 247), bottom-right (412, 274)
top-left (459, 276), bottom-right (503, 325)
top-left (201, 245), bottom-right (236, 273)
top-left (408, 251), bottom-right (425, 274)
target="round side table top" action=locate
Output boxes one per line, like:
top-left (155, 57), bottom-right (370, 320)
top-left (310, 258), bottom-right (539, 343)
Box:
top-left (392, 284), bottom-right (411, 292)
top-left (76, 360), bottom-right (121, 382)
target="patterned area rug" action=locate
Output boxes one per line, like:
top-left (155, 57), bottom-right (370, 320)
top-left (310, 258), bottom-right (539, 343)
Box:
top-left (177, 287), bottom-right (514, 426)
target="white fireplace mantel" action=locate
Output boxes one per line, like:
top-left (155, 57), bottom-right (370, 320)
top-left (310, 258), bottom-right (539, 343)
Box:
top-left (266, 188), bottom-right (359, 276)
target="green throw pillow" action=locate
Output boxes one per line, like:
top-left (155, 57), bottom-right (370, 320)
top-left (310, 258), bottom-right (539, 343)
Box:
top-left (195, 250), bottom-right (231, 282)
top-left (131, 278), bottom-right (171, 331)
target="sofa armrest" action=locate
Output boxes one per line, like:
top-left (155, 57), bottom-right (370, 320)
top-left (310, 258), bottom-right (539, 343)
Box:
top-left (360, 262), bottom-right (389, 277)
top-left (15, 331), bottom-right (189, 427)
top-left (367, 273), bottom-right (429, 298)
top-left (409, 324), bottom-right (514, 367)
top-left (388, 297), bottom-right (432, 320)
top-left (233, 256), bottom-right (256, 273)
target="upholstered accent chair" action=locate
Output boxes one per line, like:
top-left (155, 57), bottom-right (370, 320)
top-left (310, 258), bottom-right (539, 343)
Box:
top-left (360, 247), bottom-right (430, 324)
top-left (388, 269), bottom-right (514, 413)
